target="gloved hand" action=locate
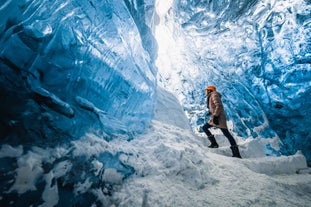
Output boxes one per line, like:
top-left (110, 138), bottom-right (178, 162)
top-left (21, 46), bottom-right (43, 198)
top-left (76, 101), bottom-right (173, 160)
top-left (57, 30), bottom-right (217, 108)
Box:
top-left (213, 116), bottom-right (219, 125)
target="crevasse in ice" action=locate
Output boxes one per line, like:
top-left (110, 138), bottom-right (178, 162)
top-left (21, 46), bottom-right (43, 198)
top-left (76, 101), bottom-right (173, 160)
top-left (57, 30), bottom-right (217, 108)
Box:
top-left (0, 0), bottom-right (157, 144)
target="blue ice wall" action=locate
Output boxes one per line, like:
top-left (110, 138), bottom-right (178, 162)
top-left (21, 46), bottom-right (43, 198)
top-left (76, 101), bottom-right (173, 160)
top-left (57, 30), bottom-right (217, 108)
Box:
top-left (0, 0), bottom-right (310, 206)
top-left (173, 0), bottom-right (311, 164)
top-left (0, 0), bottom-right (157, 145)
top-left (0, 0), bottom-right (309, 165)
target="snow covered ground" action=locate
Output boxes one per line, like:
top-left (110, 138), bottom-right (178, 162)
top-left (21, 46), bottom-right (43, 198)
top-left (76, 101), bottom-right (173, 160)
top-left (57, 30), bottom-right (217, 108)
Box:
top-left (110, 87), bottom-right (311, 207)
top-left (1, 87), bottom-right (311, 207)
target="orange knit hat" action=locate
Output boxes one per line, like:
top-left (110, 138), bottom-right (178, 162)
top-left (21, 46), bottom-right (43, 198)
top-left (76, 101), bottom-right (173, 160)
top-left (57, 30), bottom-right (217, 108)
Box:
top-left (205, 85), bottom-right (216, 91)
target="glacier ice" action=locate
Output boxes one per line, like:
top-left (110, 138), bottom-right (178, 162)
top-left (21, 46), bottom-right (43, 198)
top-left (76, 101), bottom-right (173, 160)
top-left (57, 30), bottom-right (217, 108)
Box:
top-left (0, 1), bottom-right (157, 204)
top-left (0, 0), bottom-right (311, 206)
top-left (0, 0), bottom-right (157, 144)
top-left (156, 0), bottom-right (311, 164)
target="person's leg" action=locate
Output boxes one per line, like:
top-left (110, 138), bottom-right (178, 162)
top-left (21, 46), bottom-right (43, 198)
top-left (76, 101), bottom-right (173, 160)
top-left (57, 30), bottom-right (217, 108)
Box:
top-left (220, 128), bottom-right (237, 146)
top-left (220, 128), bottom-right (241, 158)
top-left (202, 123), bottom-right (219, 148)
top-left (202, 123), bottom-right (213, 136)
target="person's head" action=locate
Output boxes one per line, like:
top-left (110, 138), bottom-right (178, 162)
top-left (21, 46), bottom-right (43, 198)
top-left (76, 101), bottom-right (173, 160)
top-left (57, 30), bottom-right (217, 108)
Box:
top-left (205, 85), bottom-right (216, 96)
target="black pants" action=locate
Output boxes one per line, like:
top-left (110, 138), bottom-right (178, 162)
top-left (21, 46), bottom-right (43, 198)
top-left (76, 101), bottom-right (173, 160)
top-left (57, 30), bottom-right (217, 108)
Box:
top-left (202, 123), bottom-right (237, 146)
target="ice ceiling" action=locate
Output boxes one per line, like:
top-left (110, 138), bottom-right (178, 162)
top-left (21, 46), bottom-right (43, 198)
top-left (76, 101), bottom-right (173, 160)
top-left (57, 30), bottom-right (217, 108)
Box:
top-left (0, 0), bottom-right (310, 165)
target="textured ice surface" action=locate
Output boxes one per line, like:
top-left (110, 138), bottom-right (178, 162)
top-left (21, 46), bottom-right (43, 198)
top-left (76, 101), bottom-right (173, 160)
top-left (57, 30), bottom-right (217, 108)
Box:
top-left (0, 0), bottom-right (157, 144)
top-left (0, 0), bottom-right (311, 206)
top-left (155, 0), bottom-right (311, 164)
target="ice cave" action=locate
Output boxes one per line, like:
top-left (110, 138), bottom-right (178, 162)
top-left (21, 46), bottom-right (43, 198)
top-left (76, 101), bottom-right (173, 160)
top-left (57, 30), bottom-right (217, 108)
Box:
top-left (0, 0), bottom-right (311, 206)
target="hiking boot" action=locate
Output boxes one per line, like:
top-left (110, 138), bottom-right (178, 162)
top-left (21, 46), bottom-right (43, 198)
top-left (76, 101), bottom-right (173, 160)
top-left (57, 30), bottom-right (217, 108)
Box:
top-left (208, 135), bottom-right (219, 148)
top-left (230, 145), bottom-right (242, 158)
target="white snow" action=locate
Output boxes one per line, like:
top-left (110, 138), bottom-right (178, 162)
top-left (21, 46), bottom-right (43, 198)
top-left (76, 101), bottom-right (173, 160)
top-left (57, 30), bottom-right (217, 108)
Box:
top-left (7, 150), bottom-right (44, 194)
top-left (1, 87), bottom-right (311, 206)
top-left (39, 171), bottom-right (59, 207)
top-left (109, 87), bottom-right (311, 207)
top-left (102, 168), bottom-right (124, 185)
top-left (0, 144), bottom-right (23, 158)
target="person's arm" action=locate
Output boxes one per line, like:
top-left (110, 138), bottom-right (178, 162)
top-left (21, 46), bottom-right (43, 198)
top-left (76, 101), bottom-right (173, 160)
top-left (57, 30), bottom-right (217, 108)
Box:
top-left (211, 94), bottom-right (222, 117)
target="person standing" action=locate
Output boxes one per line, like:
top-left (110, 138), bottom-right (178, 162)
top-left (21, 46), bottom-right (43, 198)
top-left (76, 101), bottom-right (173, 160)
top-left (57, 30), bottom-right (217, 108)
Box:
top-left (202, 85), bottom-right (242, 158)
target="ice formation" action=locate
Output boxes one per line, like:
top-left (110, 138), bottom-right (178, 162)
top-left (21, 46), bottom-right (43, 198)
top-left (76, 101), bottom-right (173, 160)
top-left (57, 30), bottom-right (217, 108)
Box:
top-left (155, 0), bottom-right (311, 163)
top-left (0, 0), bottom-right (311, 206)
top-left (0, 0), bottom-right (157, 144)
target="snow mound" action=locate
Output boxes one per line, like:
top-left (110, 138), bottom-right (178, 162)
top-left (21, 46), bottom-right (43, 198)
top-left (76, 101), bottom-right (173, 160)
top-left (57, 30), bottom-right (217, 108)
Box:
top-left (111, 87), bottom-right (311, 207)
top-left (242, 151), bottom-right (308, 175)
top-left (1, 87), bottom-right (310, 206)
